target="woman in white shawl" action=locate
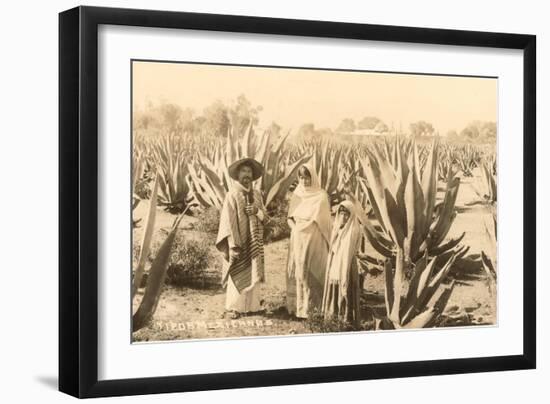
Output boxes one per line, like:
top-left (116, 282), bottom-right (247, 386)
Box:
top-left (322, 200), bottom-right (362, 326)
top-left (286, 162), bottom-right (332, 318)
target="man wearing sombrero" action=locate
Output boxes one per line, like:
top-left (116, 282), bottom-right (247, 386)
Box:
top-left (216, 157), bottom-right (267, 318)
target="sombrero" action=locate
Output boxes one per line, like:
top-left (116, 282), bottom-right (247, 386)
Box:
top-left (228, 157), bottom-right (264, 181)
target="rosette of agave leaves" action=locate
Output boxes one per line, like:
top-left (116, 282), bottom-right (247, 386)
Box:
top-left (352, 137), bottom-right (468, 329)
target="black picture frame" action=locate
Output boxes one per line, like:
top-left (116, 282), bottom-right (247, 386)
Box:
top-left (59, 5), bottom-right (536, 399)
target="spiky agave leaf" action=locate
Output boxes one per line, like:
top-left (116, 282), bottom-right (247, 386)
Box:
top-left (408, 250), bottom-right (458, 321)
top-left (149, 134), bottom-right (192, 213)
top-left (480, 159), bottom-right (497, 203)
top-left (383, 259), bottom-right (394, 318)
top-left (197, 154), bottom-right (228, 204)
top-left (428, 176), bottom-right (460, 249)
top-left (265, 154), bottom-right (312, 208)
top-left (421, 139), bottom-right (439, 234)
top-left (401, 280), bottom-right (455, 329)
top-left (397, 249), bottom-right (457, 327)
top-left (346, 191), bottom-right (394, 258)
top-left (400, 252), bottom-right (431, 319)
top-left (360, 155), bottom-right (403, 246)
top-left (187, 162), bottom-right (224, 209)
top-left (132, 174), bottom-right (159, 298)
top-left (132, 211), bottom-right (187, 332)
top-left (389, 247), bottom-right (405, 325)
top-left (404, 143), bottom-right (427, 261)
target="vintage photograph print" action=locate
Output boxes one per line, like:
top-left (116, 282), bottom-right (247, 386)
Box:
top-left (131, 60), bottom-right (497, 342)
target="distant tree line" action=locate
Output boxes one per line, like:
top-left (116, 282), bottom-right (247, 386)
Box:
top-left (447, 121), bottom-right (496, 144)
top-left (335, 116), bottom-right (389, 134)
top-left (296, 123), bottom-right (334, 139)
top-left (333, 116), bottom-right (496, 144)
top-left (133, 95), bottom-right (279, 138)
top-left (134, 99), bottom-right (496, 144)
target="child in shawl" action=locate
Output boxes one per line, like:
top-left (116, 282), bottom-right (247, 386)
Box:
top-left (322, 200), bottom-right (362, 326)
top-left (286, 163), bottom-right (332, 319)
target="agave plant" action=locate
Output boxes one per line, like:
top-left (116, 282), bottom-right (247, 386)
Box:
top-left (453, 144), bottom-right (481, 177)
top-left (132, 174), bottom-right (159, 299)
top-left (348, 137), bottom-right (467, 329)
top-left (187, 123), bottom-right (311, 210)
top-left (132, 174), bottom-right (191, 331)
top-left (186, 154), bottom-right (226, 210)
top-left (380, 250), bottom-right (459, 329)
top-left (132, 147), bottom-right (146, 204)
top-left (438, 145), bottom-right (458, 182)
top-left (340, 148), bottom-right (367, 206)
top-left (374, 136), bottom-right (433, 177)
top-left (311, 140), bottom-right (344, 198)
top-left (149, 134), bottom-right (193, 214)
top-left (132, 147), bottom-right (147, 227)
top-left (478, 159), bottom-right (497, 203)
top-left (481, 204), bottom-right (497, 295)
top-left (359, 137), bottom-right (465, 263)
top-left (479, 157), bottom-right (497, 294)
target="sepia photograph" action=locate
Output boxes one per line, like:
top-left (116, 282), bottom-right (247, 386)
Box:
top-left (130, 60), bottom-right (498, 342)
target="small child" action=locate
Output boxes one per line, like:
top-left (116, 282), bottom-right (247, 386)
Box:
top-left (322, 200), bottom-right (362, 326)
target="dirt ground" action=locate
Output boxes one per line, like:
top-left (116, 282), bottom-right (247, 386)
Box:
top-left (132, 168), bottom-right (497, 343)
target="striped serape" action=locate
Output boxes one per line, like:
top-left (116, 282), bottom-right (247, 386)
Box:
top-left (216, 185), bottom-right (265, 293)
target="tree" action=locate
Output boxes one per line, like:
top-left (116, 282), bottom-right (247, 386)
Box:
top-left (316, 127), bottom-right (334, 137)
top-left (228, 94), bottom-right (262, 137)
top-left (374, 122), bottom-right (389, 133)
top-left (133, 111), bottom-right (154, 130)
top-left (409, 120), bottom-right (435, 137)
top-left (460, 121), bottom-right (496, 143)
top-left (446, 130), bottom-right (459, 142)
top-left (358, 116), bottom-right (382, 130)
top-left (133, 101), bottom-right (196, 134)
top-left (202, 100), bottom-right (230, 138)
top-left (336, 118), bottom-right (356, 133)
top-left (297, 123), bottom-right (316, 138)
top-left (480, 121), bottom-right (497, 142)
top-left (158, 103), bottom-right (183, 133)
top-left (178, 108), bottom-right (195, 133)
top-left (460, 122), bottom-right (479, 140)
top-left (188, 116), bottom-right (206, 136)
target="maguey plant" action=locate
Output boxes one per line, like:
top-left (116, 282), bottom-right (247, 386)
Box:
top-left (132, 145), bottom-right (148, 227)
top-left (148, 133), bottom-right (193, 213)
top-left (438, 144), bottom-right (458, 182)
top-left (354, 137), bottom-right (467, 328)
top-left (187, 123), bottom-right (311, 210)
top-left (453, 144), bottom-right (481, 177)
top-left (478, 155), bottom-right (497, 294)
top-left (132, 174), bottom-right (191, 332)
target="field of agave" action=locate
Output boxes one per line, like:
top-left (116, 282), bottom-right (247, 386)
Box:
top-left (131, 124), bottom-right (497, 333)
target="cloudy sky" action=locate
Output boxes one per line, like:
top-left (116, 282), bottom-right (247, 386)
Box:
top-left (132, 60), bottom-right (497, 135)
